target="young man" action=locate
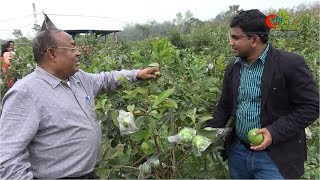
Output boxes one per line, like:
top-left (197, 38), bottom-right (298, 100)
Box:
top-left (0, 29), bottom-right (159, 179)
top-left (207, 9), bottom-right (319, 179)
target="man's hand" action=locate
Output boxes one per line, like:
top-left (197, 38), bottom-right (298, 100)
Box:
top-left (250, 128), bottom-right (272, 151)
top-left (137, 67), bottom-right (160, 79)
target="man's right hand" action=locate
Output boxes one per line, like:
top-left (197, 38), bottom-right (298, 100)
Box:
top-left (137, 67), bottom-right (160, 79)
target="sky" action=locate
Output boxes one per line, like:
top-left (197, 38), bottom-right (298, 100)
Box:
top-left (0, 0), bottom-right (318, 40)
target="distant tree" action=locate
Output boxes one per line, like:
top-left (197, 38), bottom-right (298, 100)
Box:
top-left (173, 12), bottom-right (183, 26)
top-left (172, 10), bottom-right (199, 33)
top-left (168, 29), bottom-right (188, 49)
top-left (190, 17), bottom-right (204, 27)
top-left (32, 24), bottom-right (41, 33)
top-left (12, 29), bottom-right (23, 39)
top-left (136, 24), bottom-right (150, 38)
top-left (214, 5), bottom-right (241, 22)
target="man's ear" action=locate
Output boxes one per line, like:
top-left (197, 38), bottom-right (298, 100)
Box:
top-left (47, 48), bottom-right (56, 60)
top-left (251, 36), bottom-right (258, 48)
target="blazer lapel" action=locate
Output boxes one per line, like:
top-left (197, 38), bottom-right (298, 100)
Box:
top-left (261, 46), bottom-right (277, 108)
top-left (232, 62), bottom-right (241, 115)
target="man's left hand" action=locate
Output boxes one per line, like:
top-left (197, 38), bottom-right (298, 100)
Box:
top-left (250, 128), bottom-right (272, 151)
top-left (137, 67), bottom-right (160, 79)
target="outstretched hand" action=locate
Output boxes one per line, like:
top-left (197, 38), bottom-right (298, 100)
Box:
top-left (250, 128), bottom-right (273, 151)
top-left (137, 67), bottom-right (160, 79)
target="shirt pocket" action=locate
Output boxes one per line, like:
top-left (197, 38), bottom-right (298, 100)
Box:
top-left (86, 98), bottom-right (96, 115)
top-left (77, 95), bottom-right (97, 119)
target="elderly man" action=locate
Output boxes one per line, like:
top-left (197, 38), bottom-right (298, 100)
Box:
top-left (0, 29), bottom-right (159, 179)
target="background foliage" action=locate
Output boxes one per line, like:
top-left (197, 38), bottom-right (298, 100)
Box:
top-left (1, 3), bottom-right (319, 179)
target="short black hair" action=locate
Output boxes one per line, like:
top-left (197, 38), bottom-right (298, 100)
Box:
top-left (32, 29), bottom-right (63, 64)
top-left (230, 9), bottom-right (270, 43)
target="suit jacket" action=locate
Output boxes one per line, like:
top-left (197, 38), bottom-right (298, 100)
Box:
top-left (207, 44), bottom-right (319, 179)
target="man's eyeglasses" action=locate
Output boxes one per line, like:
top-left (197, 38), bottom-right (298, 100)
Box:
top-left (53, 47), bottom-right (80, 53)
top-left (45, 47), bottom-right (80, 53)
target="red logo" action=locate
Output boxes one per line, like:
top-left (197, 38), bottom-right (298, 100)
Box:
top-left (266, 14), bottom-right (278, 29)
top-left (266, 12), bottom-right (300, 31)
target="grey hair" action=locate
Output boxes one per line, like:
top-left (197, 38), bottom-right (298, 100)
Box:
top-left (32, 29), bottom-right (63, 63)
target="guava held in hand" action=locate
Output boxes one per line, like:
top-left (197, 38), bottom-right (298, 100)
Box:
top-left (247, 128), bottom-right (264, 145)
top-left (178, 127), bottom-right (195, 143)
top-left (154, 71), bottom-right (161, 77)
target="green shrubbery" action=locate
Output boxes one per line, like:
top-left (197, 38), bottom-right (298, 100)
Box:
top-left (1, 5), bottom-right (318, 179)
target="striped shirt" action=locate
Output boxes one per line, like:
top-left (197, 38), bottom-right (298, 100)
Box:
top-left (235, 43), bottom-right (269, 142)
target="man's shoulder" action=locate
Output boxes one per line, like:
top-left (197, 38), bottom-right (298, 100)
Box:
top-left (72, 69), bottom-right (89, 81)
top-left (73, 69), bottom-right (86, 76)
top-left (72, 69), bottom-right (105, 81)
top-left (225, 58), bottom-right (238, 70)
top-left (272, 48), bottom-right (304, 64)
top-left (17, 70), bottom-right (40, 83)
top-left (228, 58), bottom-right (238, 65)
top-left (9, 71), bottom-right (42, 95)
top-left (278, 49), bottom-right (302, 57)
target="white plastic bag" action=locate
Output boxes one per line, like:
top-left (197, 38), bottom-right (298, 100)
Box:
top-left (192, 135), bottom-right (212, 156)
top-left (118, 110), bottom-right (138, 135)
top-left (168, 127), bottom-right (196, 143)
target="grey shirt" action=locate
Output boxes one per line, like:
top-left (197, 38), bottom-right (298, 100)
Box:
top-left (0, 66), bottom-right (140, 179)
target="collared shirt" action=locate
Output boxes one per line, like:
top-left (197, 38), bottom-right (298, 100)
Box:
top-left (0, 66), bottom-right (140, 179)
top-left (235, 43), bottom-right (269, 142)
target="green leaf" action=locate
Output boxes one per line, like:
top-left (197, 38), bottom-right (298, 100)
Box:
top-left (160, 99), bottom-right (178, 109)
top-left (148, 63), bottom-right (160, 67)
top-left (96, 168), bottom-right (109, 179)
top-left (114, 152), bottom-right (131, 165)
top-left (107, 144), bottom-right (125, 159)
top-left (151, 51), bottom-right (158, 61)
top-left (101, 99), bottom-right (107, 107)
top-left (131, 51), bottom-right (144, 61)
top-left (198, 116), bottom-right (213, 123)
top-left (152, 88), bottom-right (175, 108)
top-left (197, 129), bottom-right (218, 141)
top-left (179, 112), bottom-right (187, 121)
top-left (109, 110), bottom-right (119, 127)
top-left (158, 112), bottom-right (173, 131)
top-left (147, 117), bottom-right (157, 131)
top-left (160, 48), bottom-right (172, 58)
top-left (135, 87), bottom-right (149, 95)
top-left (149, 110), bottom-right (161, 119)
top-left (135, 116), bottom-right (146, 128)
top-left (94, 103), bottom-right (102, 110)
top-left (133, 129), bottom-right (151, 142)
top-left (141, 141), bottom-right (153, 155)
top-left (122, 95), bottom-right (132, 100)
top-left (161, 68), bottom-right (174, 80)
top-left (127, 104), bottom-right (135, 112)
top-left (191, 108), bottom-right (197, 125)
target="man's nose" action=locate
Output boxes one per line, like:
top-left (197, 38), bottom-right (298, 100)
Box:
top-left (75, 49), bottom-right (81, 56)
top-left (229, 39), bottom-right (235, 46)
